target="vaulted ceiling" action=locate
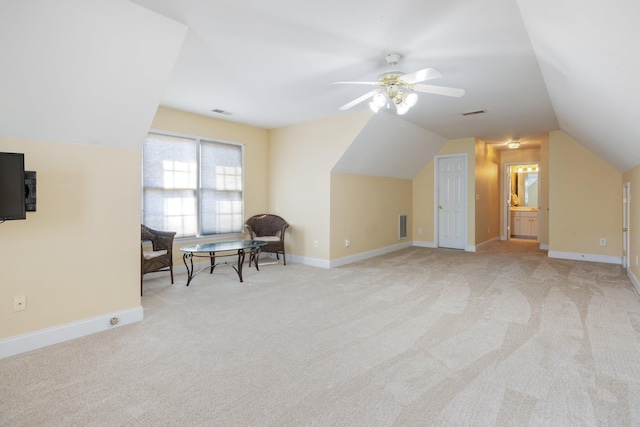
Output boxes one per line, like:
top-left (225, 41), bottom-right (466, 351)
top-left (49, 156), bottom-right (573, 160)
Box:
top-left (1, 0), bottom-right (639, 172)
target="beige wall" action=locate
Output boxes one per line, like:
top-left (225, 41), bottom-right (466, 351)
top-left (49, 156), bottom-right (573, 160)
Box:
top-left (623, 165), bottom-right (640, 279)
top-left (1, 107), bottom-right (271, 342)
top-left (0, 137), bottom-right (140, 339)
top-left (549, 130), bottom-right (622, 257)
top-left (267, 112), bottom-right (371, 262)
top-left (384, 130), bottom-right (624, 262)
top-left (413, 160), bottom-right (436, 243)
top-left (330, 172), bottom-right (412, 259)
top-left (475, 140), bottom-right (500, 246)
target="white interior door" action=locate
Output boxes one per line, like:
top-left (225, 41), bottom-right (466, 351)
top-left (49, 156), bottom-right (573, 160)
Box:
top-left (437, 155), bottom-right (466, 249)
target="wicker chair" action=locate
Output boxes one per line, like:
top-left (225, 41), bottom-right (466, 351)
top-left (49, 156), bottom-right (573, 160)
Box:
top-left (141, 224), bottom-right (176, 295)
top-left (245, 214), bottom-right (289, 265)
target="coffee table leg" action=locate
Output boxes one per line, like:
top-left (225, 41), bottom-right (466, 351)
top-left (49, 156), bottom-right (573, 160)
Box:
top-left (183, 252), bottom-right (194, 286)
top-left (253, 248), bottom-right (262, 271)
top-left (209, 251), bottom-right (216, 273)
top-left (236, 249), bottom-right (246, 282)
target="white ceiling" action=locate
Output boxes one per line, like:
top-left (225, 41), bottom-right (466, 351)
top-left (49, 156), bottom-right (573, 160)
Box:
top-left (0, 0), bottom-right (187, 151)
top-left (131, 0), bottom-right (559, 147)
top-left (127, 0), bottom-right (640, 171)
top-left (1, 0), bottom-right (638, 172)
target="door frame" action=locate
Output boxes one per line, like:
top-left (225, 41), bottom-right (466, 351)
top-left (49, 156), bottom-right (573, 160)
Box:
top-left (503, 162), bottom-right (540, 241)
top-left (623, 182), bottom-right (630, 269)
top-left (434, 153), bottom-right (468, 250)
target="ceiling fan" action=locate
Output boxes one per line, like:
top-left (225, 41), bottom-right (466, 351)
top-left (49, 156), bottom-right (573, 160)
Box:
top-left (334, 53), bottom-right (465, 115)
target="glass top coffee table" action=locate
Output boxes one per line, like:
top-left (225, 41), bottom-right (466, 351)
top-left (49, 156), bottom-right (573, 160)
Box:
top-left (180, 240), bottom-right (268, 286)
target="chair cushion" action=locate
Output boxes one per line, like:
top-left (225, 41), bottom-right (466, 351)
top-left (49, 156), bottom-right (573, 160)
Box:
top-left (143, 250), bottom-right (168, 260)
top-left (257, 236), bottom-right (280, 242)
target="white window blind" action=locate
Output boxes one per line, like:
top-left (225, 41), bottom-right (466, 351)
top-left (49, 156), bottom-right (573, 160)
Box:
top-left (143, 132), bottom-right (244, 238)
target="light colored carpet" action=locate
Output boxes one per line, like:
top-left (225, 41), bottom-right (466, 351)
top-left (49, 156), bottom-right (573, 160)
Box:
top-left (2, 239), bottom-right (640, 426)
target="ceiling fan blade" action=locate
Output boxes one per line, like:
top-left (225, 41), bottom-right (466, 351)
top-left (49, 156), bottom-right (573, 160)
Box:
top-left (333, 81), bottom-right (381, 86)
top-left (399, 68), bottom-right (442, 84)
top-left (339, 90), bottom-right (379, 110)
top-left (413, 84), bottom-right (465, 97)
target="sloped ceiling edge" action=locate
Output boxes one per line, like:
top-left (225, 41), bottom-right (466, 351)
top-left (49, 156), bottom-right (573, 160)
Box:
top-left (0, 0), bottom-right (188, 150)
top-left (517, 0), bottom-right (640, 172)
top-left (332, 110), bottom-right (447, 180)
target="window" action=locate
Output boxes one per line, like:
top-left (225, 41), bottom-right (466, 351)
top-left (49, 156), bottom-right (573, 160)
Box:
top-left (142, 132), bottom-right (244, 238)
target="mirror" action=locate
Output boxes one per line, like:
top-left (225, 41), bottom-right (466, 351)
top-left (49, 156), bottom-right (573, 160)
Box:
top-left (510, 165), bottom-right (538, 207)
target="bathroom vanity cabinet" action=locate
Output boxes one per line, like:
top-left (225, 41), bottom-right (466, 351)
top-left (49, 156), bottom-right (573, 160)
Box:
top-left (511, 210), bottom-right (538, 238)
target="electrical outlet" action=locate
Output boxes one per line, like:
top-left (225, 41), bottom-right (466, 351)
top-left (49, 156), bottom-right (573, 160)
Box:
top-left (13, 295), bottom-right (26, 312)
top-left (313, 240), bottom-right (319, 247)
top-left (345, 239), bottom-right (350, 247)
top-left (599, 238), bottom-right (606, 246)
top-left (417, 228), bottom-right (423, 235)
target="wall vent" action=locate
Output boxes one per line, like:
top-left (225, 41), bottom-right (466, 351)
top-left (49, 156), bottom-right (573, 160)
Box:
top-left (462, 109), bottom-right (486, 116)
top-left (211, 108), bottom-right (233, 115)
top-left (398, 214), bottom-right (408, 239)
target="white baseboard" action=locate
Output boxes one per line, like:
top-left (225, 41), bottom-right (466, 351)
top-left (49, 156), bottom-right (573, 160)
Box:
top-left (288, 254), bottom-right (330, 268)
top-left (415, 240), bottom-right (473, 252)
top-left (286, 242), bottom-right (416, 269)
top-left (475, 237), bottom-right (500, 250)
top-left (300, 240), bottom-right (477, 268)
top-left (329, 241), bottom-right (414, 268)
top-left (0, 306), bottom-right (143, 360)
top-left (413, 240), bottom-right (436, 248)
top-left (548, 250), bottom-right (623, 265)
top-left (628, 269), bottom-right (640, 296)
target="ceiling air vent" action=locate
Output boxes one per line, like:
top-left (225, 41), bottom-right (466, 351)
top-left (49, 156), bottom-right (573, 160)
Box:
top-left (211, 108), bottom-right (232, 115)
top-left (462, 109), bottom-right (486, 116)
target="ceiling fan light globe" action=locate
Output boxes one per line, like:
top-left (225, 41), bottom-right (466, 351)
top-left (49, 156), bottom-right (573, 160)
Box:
top-left (369, 101), bottom-right (380, 113)
top-left (405, 93), bottom-right (418, 107)
top-left (396, 102), bottom-right (410, 115)
top-left (373, 93), bottom-right (386, 108)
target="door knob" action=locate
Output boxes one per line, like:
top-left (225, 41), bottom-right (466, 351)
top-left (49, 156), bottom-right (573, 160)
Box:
top-left (623, 228), bottom-right (628, 232)
top-left (439, 205), bottom-right (443, 209)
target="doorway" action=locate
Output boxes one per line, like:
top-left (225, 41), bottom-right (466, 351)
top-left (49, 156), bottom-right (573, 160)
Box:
top-left (504, 162), bottom-right (540, 241)
top-left (623, 182), bottom-right (630, 269)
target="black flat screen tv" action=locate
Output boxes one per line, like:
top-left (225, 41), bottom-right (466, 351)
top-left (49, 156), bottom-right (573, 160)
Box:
top-left (0, 152), bottom-right (26, 221)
